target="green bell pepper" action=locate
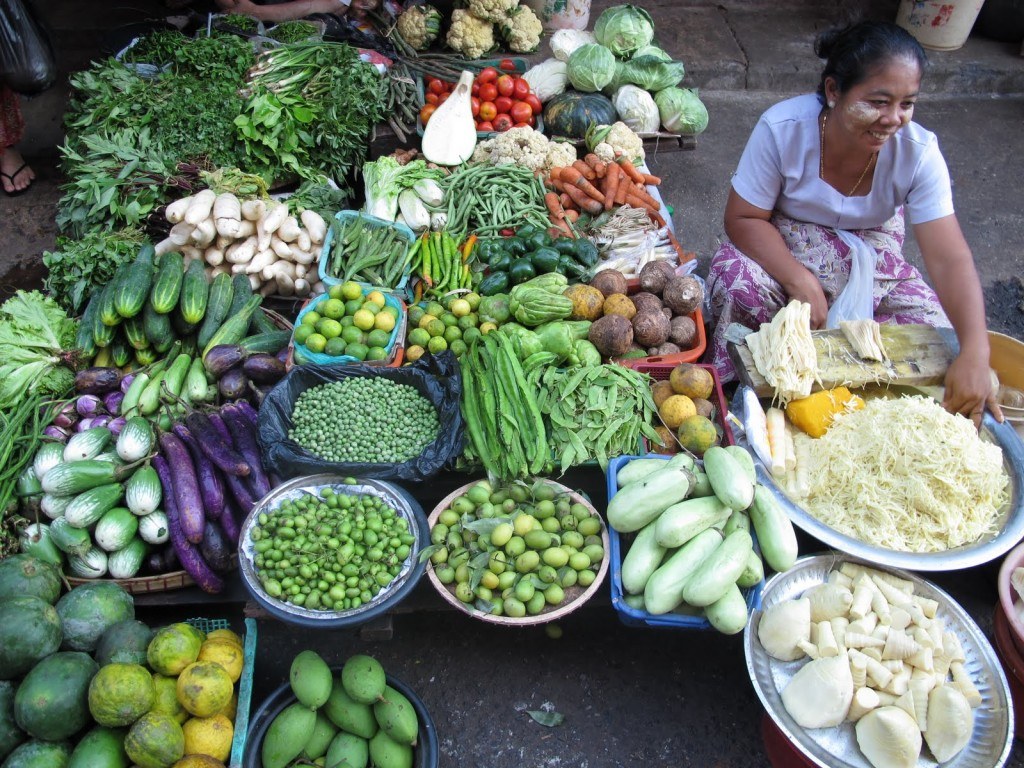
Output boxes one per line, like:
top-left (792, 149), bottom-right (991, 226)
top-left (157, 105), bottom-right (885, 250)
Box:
top-left (525, 230), bottom-right (553, 251)
top-left (516, 224), bottom-right (540, 240)
top-left (509, 257), bottom-right (537, 284)
top-left (476, 238), bottom-right (508, 264)
top-left (489, 251), bottom-right (512, 273)
top-left (503, 237), bottom-right (528, 257)
top-left (572, 238), bottom-right (600, 268)
top-left (478, 271), bottom-right (511, 296)
top-left (552, 237), bottom-right (579, 256)
top-left (530, 247), bottom-right (561, 275)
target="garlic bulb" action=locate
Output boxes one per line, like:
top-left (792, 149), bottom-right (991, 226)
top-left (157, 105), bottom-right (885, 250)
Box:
top-left (924, 685), bottom-right (973, 761)
top-left (781, 656), bottom-right (853, 729)
top-left (855, 706), bottom-right (921, 768)
top-left (758, 597), bottom-right (811, 661)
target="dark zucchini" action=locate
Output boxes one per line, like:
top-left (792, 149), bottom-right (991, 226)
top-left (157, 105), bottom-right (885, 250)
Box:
top-left (248, 307), bottom-right (279, 336)
top-left (114, 243), bottom-right (154, 319)
top-left (111, 339), bottom-right (132, 368)
top-left (172, 423), bottom-right (225, 522)
top-left (179, 259), bottom-right (209, 325)
top-left (143, 300), bottom-right (176, 354)
top-left (157, 432), bottom-right (206, 544)
top-left (227, 273), bottom-right (254, 318)
top-left (76, 292), bottom-right (101, 356)
top-left (197, 272), bottom-right (235, 351)
top-left (199, 520), bottom-right (232, 574)
top-left (150, 252), bottom-right (184, 314)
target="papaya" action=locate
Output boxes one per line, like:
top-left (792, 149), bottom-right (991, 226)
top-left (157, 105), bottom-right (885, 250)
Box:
top-left (0, 596), bottom-right (62, 680)
top-left (0, 681), bottom-right (25, 762)
top-left (95, 620), bottom-right (153, 667)
top-left (0, 555), bottom-right (62, 605)
top-left (0, 739), bottom-right (72, 768)
top-left (67, 726), bottom-right (129, 768)
top-left (55, 582), bottom-right (134, 653)
top-left (14, 651), bottom-right (98, 742)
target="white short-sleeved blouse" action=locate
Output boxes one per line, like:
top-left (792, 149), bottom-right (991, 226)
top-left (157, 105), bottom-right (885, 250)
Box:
top-left (731, 94), bottom-right (954, 230)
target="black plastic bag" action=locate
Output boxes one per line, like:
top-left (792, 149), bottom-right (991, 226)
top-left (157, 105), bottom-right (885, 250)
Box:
top-left (0, 0), bottom-right (56, 95)
top-left (258, 351), bottom-right (464, 483)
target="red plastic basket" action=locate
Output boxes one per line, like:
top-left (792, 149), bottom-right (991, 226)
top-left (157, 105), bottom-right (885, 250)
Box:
top-left (761, 713), bottom-right (817, 768)
top-left (992, 602), bottom-right (1024, 740)
top-left (614, 307), bottom-right (706, 367)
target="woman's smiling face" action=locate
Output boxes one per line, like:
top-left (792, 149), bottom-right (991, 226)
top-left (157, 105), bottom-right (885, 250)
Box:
top-left (828, 55), bottom-right (922, 151)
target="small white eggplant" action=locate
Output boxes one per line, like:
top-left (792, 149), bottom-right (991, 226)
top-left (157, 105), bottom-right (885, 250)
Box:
top-left (781, 655), bottom-right (853, 729)
top-left (855, 706), bottom-right (921, 768)
top-left (924, 685), bottom-right (973, 761)
top-left (758, 597), bottom-right (811, 661)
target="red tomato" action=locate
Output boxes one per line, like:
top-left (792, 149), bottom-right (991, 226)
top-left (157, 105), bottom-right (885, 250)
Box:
top-left (478, 101), bottom-right (497, 121)
top-left (471, 82), bottom-right (480, 96)
top-left (512, 77), bottom-right (530, 100)
top-left (494, 96), bottom-right (513, 115)
top-left (437, 92), bottom-right (449, 104)
top-left (419, 104), bottom-right (437, 124)
top-left (524, 94), bottom-right (543, 115)
top-left (493, 114), bottom-right (514, 132)
top-left (477, 120), bottom-right (494, 131)
top-left (477, 67), bottom-right (499, 84)
top-left (470, 96), bottom-right (481, 117)
top-left (478, 83), bottom-right (498, 102)
top-left (496, 74), bottom-right (515, 98)
top-left (498, 58), bottom-right (517, 72)
top-left (425, 92), bottom-right (439, 105)
top-left (510, 101), bottom-right (533, 123)
top-left (428, 79), bottom-right (445, 95)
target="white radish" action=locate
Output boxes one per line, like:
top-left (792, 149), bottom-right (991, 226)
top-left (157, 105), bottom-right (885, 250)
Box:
top-left (295, 263), bottom-right (307, 279)
top-left (248, 274), bottom-right (261, 290)
top-left (245, 250), bottom-right (276, 275)
top-left (190, 217), bottom-right (217, 248)
top-left (311, 281), bottom-right (325, 294)
top-left (154, 237), bottom-right (180, 256)
top-left (300, 209), bottom-right (327, 243)
top-left (169, 222), bottom-right (195, 246)
top-left (225, 236), bottom-right (257, 265)
top-left (275, 272), bottom-right (295, 297)
top-left (205, 248), bottom-right (225, 267)
top-left (270, 237), bottom-right (293, 259)
top-left (259, 281), bottom-right (276, 297)
top-left (277, 216), bottom-right (302, 243)
top-left (294, 278), bottom-right (311, 297)
top-left (180, 246), bottom-right (202, 267)
top-left (261, 202), bottom-right (289, 235)
top-left (290, 247), bottom-right (315, 265)
top-left (213, 192), bottom-right (242, 237)
top-left (241, 198), bottom-right (266, 222)
top-left (165, 196), bottom-right (193, 224)
top-left (215, 234), bottom-right (234, 250)
top-left (296, 230), bottom-right (311, 253)
top-left (236, 219), bottom-right (256, 239)
top-left (185, 189), bottom-right (217, 226)
top-left (231, 262), bottom-right (249, 275)
top-left (210, 265), bottom-right (229, 278)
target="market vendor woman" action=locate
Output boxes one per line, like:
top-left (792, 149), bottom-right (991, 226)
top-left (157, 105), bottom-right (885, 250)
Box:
top-left (706, 21), bottom-right (1001, 426)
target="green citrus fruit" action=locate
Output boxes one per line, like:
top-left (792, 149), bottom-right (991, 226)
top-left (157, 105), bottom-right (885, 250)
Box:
top-left (427, 336), bottom-right (448, 354)
top-left (341, 281), bottom-right (363, 301)
top-left (425, 319), bottom-right (445, 337)
top-left (406, 345), bottom-right (425, 362)
top-left (325, 337), bottom-right (348, 356)
top-left (443, 326), bottom-right (462, 343)
top-left (321, 299), bottom-right (345, 320)
top-left (450, 298), bottom-right (471, 317)
top-left (374, 312), bottom-right (395, 333)
top-left (301, 311), bottom-right (321, 326)
top-left (292, 325), bottom-right (313, 345)
top-left (366, 329), bottom-right (390, 348)
top-left (352, 309), bottom-right (375, 331)
top-left (346, 343), bottom-right (368, 361)
top-left (305, 334), bottom-right (327, 353)
top-left (407, 328), bottom-right (430, 347)
top-left (366, 346), bottom-right (388, 361)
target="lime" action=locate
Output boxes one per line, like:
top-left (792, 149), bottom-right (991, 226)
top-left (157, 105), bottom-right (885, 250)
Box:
top-left (457, 314), bottom-right (478, 330)
top-left (426, 301), bottom-right (445, 318)
top-left (344, 298), bottom-right (364, 316)
top-left (346, 343), bottom-right (368, 361)
top-left (450, 298), bottom-right (471, 317)
top-left (292, 325), bottom-right (313, 345)
top-left (341, 281), bottom-right (363, 301)
top-left (382, 305), bottom-right (400, 321)
top-left (352, 309), bottom-right (375, 331)
top-left (362, 301), bottom-right (382, 316)
top-left (301, 311), bottom-right (321, 326)
top-left (462, 327), bottom-right (482, 345)
top-left (407, 305), bottom-right (425, 327)
top-left (341, 326), bottom-right (365, 345)
top-left (305, 333), bottom-right (327, 353)
top-left (406, 345), bottom-right (425, 362)
top-left (366, 290), bottom-right (387, 307)
top-left (366, 346), bottom-right (388, 361)
top-left (450, 339), bottom-right (468, 357)
top-left (321, 298), bottom-right (345, 320)
top-left (443, 326), bottom-right (462, 343)
top-left (464, 292), bottom-right (481, 311)
top-left (374, 312), bottom-right (396, 333)
top-left (328, 283), bottom-right (346, 300)
top-left (479, 322), bottom-right (497, 335)
top-left (418, 314), bottom-right (438, 331)
top-left (366, 329), bottom-right (390, 348)
top-left (427, 336), bottom-right (448, 354)
top-left (340, 316), bottom-right (354, 328)
top-left (325, 337), bottom-right (348, 356)
top-left (425, 318), bottom-right (445, 337)
top-left (316, 318), bottom-right (342, 339)
top-left (407, 328), bottom-right (430, 347)
top-left (440, 312), bottom-right (459, 328)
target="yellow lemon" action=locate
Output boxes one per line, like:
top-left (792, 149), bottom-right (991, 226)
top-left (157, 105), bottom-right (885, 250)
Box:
top-left (352, 309), bottom-right (375, 331)
top-left (205, 629), bottom-right (243, 647)
top-left (176, 662), bottom-right (233, 718)
top-left (373, 312), bottom-right (396, 333)
top-left (366, 290), bottom-right (386, 307)
top-left (173, 756), bottom-right (226, 768)
top-left (219, 690), bottom-right (238, 723)
top-left (340, 281), bottom-right (363, 301)
top-left (181, 715), bottom-right (233, 763)
top-left (197, 639), bottom-right (244, 683)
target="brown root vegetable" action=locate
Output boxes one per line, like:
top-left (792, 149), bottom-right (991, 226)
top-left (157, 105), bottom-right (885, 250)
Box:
top-left (590, 269), bottom-right (629, 297)
top-left (669, 315), bottom-right (697, 348)
top-left (639, 260), bottom-right (677, 295)
top-left (632, 310), bottom-right (671, 347)
top-left (652, 425), bottom-right (679, 454)
top-left (602, 293), bottom-right (637, 320)
top-left (662, 306), bottom-right (673, 321)
top-left (651, 380), bottom-right (676, 409)
top-left (631, 291), bottom-right (663, 315)
top-left (588, 314), bottom-right (634, 358)
top-left (663, 275), bottom-right (704, 316)
top-left (649, 342), bottom-right (681, 356)
top-left (564, 283), bottom-right (605, 321)
top-left (692, 397), bottom-right (716, 420)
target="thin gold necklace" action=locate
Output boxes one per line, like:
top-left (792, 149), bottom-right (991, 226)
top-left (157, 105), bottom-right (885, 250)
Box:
top-left (820, 109), bottom-right (876, 196)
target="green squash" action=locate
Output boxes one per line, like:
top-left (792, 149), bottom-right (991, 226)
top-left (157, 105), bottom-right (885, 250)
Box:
top-left (543, 90), bottom-right (618, 140)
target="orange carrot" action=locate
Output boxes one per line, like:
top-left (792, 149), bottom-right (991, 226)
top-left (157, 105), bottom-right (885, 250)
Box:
top-left (617, 157), bottom-right (646, 185)
top-left (603, 161), bottom-right (620, 211)
top-left (629, 182), bottom-right (660, 208)
top-left (548, 166), bottom-right (564, 182)
top-left (558, 167), bottom-right (605, 203)
top-left (642, 173), bottom-right (661, 186)
top-left (614, 173), bottom-right (628, 205)
top-left (563, 182), bottom-right (604, 215)
top-left (559, 192), bottom-right (575, 211)
top-left (564, 209), bottom-right (580, 223)
top-left (572, 160), bottom-right (596, 180)
top-left (549, 220), bottom-right (572, 237)
top-left (545, 191), bottom-right (565, 221)
top-left (550, 178), bottom-right (566, 193)
top-left (584, 153), bottom-right (607, 178)
top-left (624, 189), bottom-right (659, 214)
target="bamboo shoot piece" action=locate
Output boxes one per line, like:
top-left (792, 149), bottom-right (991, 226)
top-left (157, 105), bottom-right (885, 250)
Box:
top-left (841, 319), bottom-right (888, 361)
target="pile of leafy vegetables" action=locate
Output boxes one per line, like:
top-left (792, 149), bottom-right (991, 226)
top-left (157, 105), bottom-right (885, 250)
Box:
top-left (43, 227), bottom-right (146, 314)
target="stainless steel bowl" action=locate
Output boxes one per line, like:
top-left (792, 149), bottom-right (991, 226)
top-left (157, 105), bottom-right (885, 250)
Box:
top-left (238, 474), bottom-right (429, 627)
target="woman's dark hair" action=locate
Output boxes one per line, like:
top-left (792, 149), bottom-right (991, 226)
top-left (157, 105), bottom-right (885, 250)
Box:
top-left (814, 21), bottom-right (926, 102)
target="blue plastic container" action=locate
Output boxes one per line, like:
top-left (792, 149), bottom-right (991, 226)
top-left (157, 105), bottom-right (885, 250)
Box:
top-left (317, 210), bottom-right (416, 294)
top-left (291, 288), bottom-right (406, 367)
top-left (606, 454), bottom-right (765, 630)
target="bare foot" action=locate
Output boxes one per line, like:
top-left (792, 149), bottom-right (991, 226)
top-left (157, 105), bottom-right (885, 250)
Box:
top-left (1, 148), bottom-right (35, 194)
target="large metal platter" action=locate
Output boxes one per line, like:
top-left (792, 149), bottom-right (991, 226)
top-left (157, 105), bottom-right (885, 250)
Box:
top-left (744, 554), bottom-right (1014, 768)
top-left (238, 474), bottom-right (429, 627)
top-left (750, 405), bottom-right (1024, 571)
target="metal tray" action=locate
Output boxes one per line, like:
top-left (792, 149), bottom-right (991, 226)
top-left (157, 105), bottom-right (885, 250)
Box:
top-left (238, 474), bottom-right (429, 627)
top-left (751, 407), bottom-right (1024, 571)
top-left (744, 554), bottom-right (1015, 768)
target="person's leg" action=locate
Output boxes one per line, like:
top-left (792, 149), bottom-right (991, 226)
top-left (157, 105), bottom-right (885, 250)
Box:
top-left (0, 85), bottom-right (34, 194)
top-left (706, 240), bottom-right (789, 382)
top-left (874, 261), bottom-right (951, 327)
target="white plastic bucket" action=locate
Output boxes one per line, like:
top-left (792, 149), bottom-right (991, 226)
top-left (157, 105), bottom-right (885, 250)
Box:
top-left (895, 0), bottom-right (986, 51)
top-left (523, 0), bottom-right (591, 31)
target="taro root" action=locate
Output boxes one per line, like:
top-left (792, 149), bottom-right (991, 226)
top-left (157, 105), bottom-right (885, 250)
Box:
top-left (631, 291), bottom-right (663, 315)
top-left (602, 293), bottom-right (637, 320)
top-left (663, 275), bottom-right (704, 316)
top-left (669, 315), bottom-right (697, 348)
top-left (693, 397), bottom-right (716, 420)
top-left (638, 260), bottom-right (677, 295)
top-left (590, 269), bottom-right (629, 297)
top-left (632, 310), bottom-right (670, 347)
top-left (588, 314), bottom-right (634, 358)
top-left (649, 342), bottom-right (681, 356)
top-left (662, 306), bottom-right (673, 321)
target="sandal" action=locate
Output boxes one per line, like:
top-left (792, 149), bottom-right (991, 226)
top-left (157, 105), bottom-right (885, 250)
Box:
top-left (1, 162), bottom-right (34, 197)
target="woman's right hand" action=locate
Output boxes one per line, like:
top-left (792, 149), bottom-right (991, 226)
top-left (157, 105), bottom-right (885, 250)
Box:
top-left (783, 267), bottom-right (829, 329)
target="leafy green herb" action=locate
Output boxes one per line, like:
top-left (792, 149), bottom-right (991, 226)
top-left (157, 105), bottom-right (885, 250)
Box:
top-left (268, 20), bottom-right (321, 44)
top-left (285, 177), bottom-right (349, 222)
top-left (119, 29), bottom-right (185, 65)
top-left (43, 228), bottom-right (146, 313)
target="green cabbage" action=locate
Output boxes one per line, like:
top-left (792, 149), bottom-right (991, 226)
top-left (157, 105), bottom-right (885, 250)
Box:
top-left (612, 85), bottom-right (660, 133)
top-left (566, 43), bottom-right (617, 93)
top-left (632, 44), bottom-right (670, 62)
top-left (606, 55), bottom-right (684, 94)
top-left (593, 4), bottom-right (655, 58)
top-left (655, 87), bottom-right (709, 136)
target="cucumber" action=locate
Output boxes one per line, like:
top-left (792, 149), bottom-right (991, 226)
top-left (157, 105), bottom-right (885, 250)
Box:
top-left (654, 496), bottom-right (731, 549)
top-left (68, 547), bottom-right (108, 579)
top-left (248, 306), bottom-right (279, 335)
top-left (134, 346), bottom-right (159, 366)
top-left (76, 292), bottom-right (100, 357)
top-left (749, 484), bottom-right (799, 574)
top-left (94, 507), bottom-right (138, 552)
top-left (64, 428), bottom-right (113, 463)
top-left (49, 517), bottom-right (93, 557)
top-left (689, 470), bottom-right (714, 498)
top-left (615, 456), bottom-right (692, 489)
top-left (99, 275), bottom-right (123, 327)
top-left (703, 446), bottom-right (755, 511)
top-left (160, 354), bottom-right (192, 403)
top-left (111, 339), bottom-right (132, 368)
top-left (150, 252), bottom-right (184, 314)
top-left (171, 306), bottom-right (199, 336)
top-left (120, 373), bottom-right (149, 417)
top-left (185, 357), bottom-right (211, 403)
top-left (682, 529), bottom-right (754, 607)
top-left (123, 315), bottom-right (149, 350)
top-left (202, 295), bottom-right (262, 359)
top-left (724, 445), bottom-right (757, 485)
top-left (116, 416), bottom-right (155, 462)
top-left (240, 330), bottom-right (290, 354)
top-left (143, 301), bottom-right (175, 354)
top-left (227, 273), bottom-right (254, 318)
top-left (114, 244), bottom-right (154, 319)
top-left (179, 259), bottom-right (209, 325)
top-left (620, 520), bottom-right (666, 596)
top-left (42, 460), bottom-right (123, 497)
top-left (107, 538), bottom-right (147, 579)
top-left (643, 528), bottom-right (722, 616)
top-left (606, 453), bottom-right (694, 534)
top-left (64, 483), bottom-right (125, 529)
top-left (125, 463), bottom-right (162, 516)
top-left (197, 272), bottom-right (235, 351)
top-left (705, 583), bottom-right (748, 635)
top-left (736, 549), bottom-right (765, 588)
top-left (722, 510), bottom-right (750, 537)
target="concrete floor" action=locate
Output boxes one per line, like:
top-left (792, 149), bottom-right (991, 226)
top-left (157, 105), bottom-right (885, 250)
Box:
top-left (5, 0), bottom-right (1024, 765)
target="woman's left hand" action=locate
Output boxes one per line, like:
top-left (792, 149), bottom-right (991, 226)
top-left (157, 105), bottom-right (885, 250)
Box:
top-left (942, 351), bottom-right (1003, 429)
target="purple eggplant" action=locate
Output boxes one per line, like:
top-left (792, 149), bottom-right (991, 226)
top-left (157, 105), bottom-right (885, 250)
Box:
top-left (43, 426), bottom-right (70, 442)
top-left (219, 503), bottom-right (241, 544)
top-left (103, 391), bottom-right (124, 414)
top-left (77, 415), bottom-right (111, 431)
top-left (199, 520), bottom-right (233, 574)
top-left (185, 411), bottom-right (250, 477)
top-left (204, 345), bottom-right (247, 378)
top-left (235, 400), bottom-right (260, 429)
top-left (146, 543), bottom-right (179, 575)
top-left (120, 374), bottom-right (136, 394)
top-left (173, 423), bottom-right (225, 522)
top-left (153, 455), bottom-right (223, 594)
top-left (53, 411), bottom-right (77, 430)
top-left (222, 403), bottom-right (270, 498)
top-left (76, 394), bottom-right (105, 418)
top-left (242, 354), bottom-right (286, 385)
top-left (107, 416), bottom-right (127, 436)
top-left (158, 432), bottom-right (206, 545)
top-left (218, 368), bottom-right (249, 401)
top-left (75, 367), bottom-right (122, 395)
top-left (276, 347), bottom-right (289, 364)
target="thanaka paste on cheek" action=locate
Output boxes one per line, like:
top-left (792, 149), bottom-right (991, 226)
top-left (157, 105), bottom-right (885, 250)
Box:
top-left (845, 101), bottom-right (881, 127)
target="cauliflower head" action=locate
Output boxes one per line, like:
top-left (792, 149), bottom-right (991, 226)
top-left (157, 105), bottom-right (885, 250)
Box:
top-left (542, 140), bottom-right (577, 175)
top-left (396, 4), bottom-right (442, 51)
top-left (446, 9), bottom-right (495, 59)
top-left (471, 127), bottom-right (578, 175)
top-left (591, 121), bottom-right (645, 164)
top-left (500, 5), bottom-right (543, 53)
top-left (467, 0), bottom-right (518, 24)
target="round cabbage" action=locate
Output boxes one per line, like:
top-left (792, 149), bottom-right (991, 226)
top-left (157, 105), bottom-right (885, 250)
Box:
top-left (632, 44), bottom-right (671, 62)
top-left (612, 85), bottom-right (660, 134)
top-left (566, 43), bottom-right (617, 93)
top-left (549, 29), bottom-right (596, 62)
top-left (594, 4), bottom-right (655, 58)
top-left (654, 87), bottom-right (709, 136)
